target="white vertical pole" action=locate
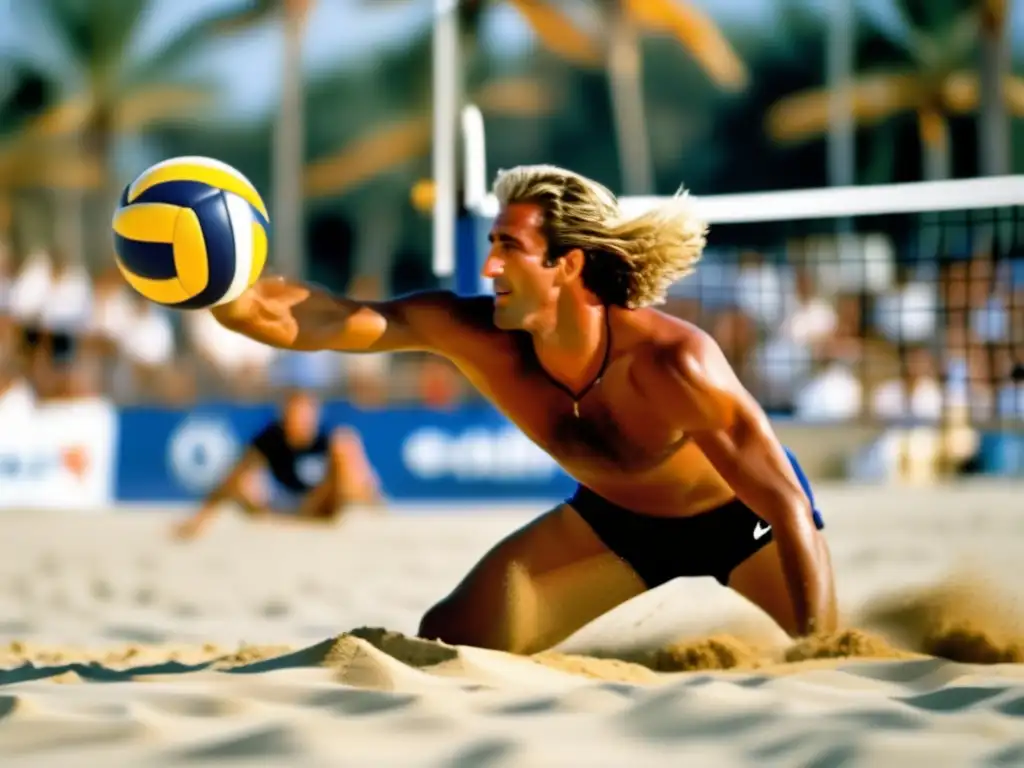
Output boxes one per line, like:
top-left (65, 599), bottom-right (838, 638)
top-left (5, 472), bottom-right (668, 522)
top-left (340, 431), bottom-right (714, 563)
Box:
top-left (432, 0), bottom-right (458, 279)
top-left (460, 104), bottom-right (486, 213)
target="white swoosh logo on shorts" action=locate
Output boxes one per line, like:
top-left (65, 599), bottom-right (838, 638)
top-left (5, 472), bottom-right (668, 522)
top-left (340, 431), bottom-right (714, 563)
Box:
top-left (753, 521), bottom-right (772, 540)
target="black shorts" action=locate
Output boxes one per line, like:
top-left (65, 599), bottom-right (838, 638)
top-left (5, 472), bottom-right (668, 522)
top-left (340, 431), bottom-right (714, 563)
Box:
top-left (567, 485), bottom-right (825, 588)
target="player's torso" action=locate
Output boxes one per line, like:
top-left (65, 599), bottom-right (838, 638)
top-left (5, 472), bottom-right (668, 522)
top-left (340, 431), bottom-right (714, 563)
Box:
top-left (451, 320), bottom-right (736, 517)
top-left (258, 424), bottom-right (329, 492)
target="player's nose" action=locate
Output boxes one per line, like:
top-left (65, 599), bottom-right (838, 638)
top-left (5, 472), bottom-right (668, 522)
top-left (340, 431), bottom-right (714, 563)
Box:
top-left (480, 251), bottom-right (503, 279)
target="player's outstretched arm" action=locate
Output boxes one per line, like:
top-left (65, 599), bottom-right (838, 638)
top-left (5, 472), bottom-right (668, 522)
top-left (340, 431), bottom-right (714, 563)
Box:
top-left (633, 332), bottom-right (833, 637)
top-left (211, 277), bottom-right (463, 355)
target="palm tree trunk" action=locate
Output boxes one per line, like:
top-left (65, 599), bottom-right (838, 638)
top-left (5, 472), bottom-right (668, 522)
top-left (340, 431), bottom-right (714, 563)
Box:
top-left (826, 0), bottom-right (856, 187)
top-left (918, 107), bottom-right (951, 181)
top-left (354, 190), bottom-right (401, 285)
top-left (605, 0), bottom-right (653, 195)
top-left (977, 0), bottom-right (1010, 176)
top-left (273, 2), bottom-right (306, 279)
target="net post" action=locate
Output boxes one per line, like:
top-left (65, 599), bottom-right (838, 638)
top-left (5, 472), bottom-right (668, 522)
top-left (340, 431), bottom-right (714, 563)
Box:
top-left (461, 104), bottom-right (487, 213)
top-left (431, 0), bottom-right (458, 280)
top-left (455, 103), bottom-right (488, 295)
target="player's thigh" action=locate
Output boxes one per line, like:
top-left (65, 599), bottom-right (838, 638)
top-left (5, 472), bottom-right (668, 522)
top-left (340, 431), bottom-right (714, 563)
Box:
top-left (727, 532), bottom-right (837, 637)
top-left (418, 503), bottom-right (646, 654)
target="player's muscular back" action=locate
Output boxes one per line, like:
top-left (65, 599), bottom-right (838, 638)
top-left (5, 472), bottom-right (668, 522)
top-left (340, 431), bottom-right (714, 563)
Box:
top-left (433, 300), bottom-right (737, 516)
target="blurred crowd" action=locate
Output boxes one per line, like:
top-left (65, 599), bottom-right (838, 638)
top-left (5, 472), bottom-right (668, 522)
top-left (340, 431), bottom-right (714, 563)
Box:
top-left (666, 235), bottom-right (1024, 427)
top-left (1, 229), bottom-right (1023, 431)
top-left (0, 245), bottom-right (467, 412)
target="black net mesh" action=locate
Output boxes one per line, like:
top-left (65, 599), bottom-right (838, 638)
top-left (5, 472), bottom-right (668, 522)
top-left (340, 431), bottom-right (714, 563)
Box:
top-left (665, 203), bottom-right (1024, 434)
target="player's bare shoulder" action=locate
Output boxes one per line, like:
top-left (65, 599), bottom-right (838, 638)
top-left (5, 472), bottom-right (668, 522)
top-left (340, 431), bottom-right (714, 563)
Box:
top-left (624, 308), bottom-right (739, 397)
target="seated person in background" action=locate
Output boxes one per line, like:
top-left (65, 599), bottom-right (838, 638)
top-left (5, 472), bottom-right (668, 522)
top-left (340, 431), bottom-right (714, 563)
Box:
top-left (173, 389), bottom-right (382, 539)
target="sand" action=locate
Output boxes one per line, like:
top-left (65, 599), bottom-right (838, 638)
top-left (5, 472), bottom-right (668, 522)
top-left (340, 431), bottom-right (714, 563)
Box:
top-left (2, 483), bottom-right (1024, 766)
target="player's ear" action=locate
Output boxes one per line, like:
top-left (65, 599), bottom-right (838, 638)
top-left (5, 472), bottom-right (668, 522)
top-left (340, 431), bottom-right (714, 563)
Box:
top-left (557, 248), bottom-right (585, 284)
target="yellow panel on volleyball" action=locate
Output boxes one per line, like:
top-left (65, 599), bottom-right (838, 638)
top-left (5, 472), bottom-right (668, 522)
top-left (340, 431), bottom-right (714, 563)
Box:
top-left (249, 218), bottom-right (268, 285)
top-left (112, 203), bottom-right (180, 242)
top-left (112, 202), bottom-right (195, 304)
top-left (128, 156), bottom-right (269, 220)
top-left (173, 208), bottom-right (210, 296)
top-left (116, 262), bottom-right (193, 305)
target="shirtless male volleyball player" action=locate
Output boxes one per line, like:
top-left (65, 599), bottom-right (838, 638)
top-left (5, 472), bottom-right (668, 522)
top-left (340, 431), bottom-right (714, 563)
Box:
top-left (173, 389), bottom-right (381, 540)
top-left (211, 165), bottom-right (837, 652)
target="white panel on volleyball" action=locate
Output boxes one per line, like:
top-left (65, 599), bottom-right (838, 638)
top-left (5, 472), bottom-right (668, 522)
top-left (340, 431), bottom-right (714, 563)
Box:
top-left (218, 193), bottom-right (257, 306)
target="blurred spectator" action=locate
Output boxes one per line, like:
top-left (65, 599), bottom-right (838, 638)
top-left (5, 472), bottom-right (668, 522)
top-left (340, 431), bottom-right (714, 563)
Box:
top-left (8, 250), bottom-right (93, 399)
top-left (969, 253), bottom-right (1010, 343)
top-left (750, 268), bottom-right (837, 410)
top-left (116, 297), bottom-right (183, 401)
top-left (782, 268), bottom-right (838, 346)
top-left (0, 358), bottom-right (34, 422)
top-left (734, 250), bottom-right (790, 328)
top-left (871, 345), bottom-right (943, 423)
top-left (417, 357), bottom-right (464, 410)
top-left (185, 310), bottom-right (276, 399)
top-left (0, 239), bottom-right (13, 361)
top-left (873, 263), bottom-right (937, 344)
top-left (992, 345), bottom-right (1024, 421)
top-left (792, 350), bottom-right (863, 422)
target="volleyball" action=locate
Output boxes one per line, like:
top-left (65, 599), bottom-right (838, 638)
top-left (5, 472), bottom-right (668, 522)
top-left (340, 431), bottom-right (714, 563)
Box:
top-left (111, 156), bottom-right (270, 309)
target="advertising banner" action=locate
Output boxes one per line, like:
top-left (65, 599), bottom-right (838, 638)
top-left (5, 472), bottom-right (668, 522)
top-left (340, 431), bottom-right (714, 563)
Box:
top-left (0, 398), bottom-right (117, 510)
top-left (115, 402), bottom-right (577, 504)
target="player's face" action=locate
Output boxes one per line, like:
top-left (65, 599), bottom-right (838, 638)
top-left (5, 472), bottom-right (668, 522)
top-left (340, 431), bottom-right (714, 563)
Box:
top-left (283, 393), bottom-right (319, 444)
top-left (482, 203), bottom-right (558, 330)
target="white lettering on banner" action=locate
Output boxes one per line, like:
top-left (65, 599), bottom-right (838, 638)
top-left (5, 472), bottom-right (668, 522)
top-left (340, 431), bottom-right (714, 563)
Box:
top-left (167, 417), bottom-right (240, 493)
top-left (0, 399), bottom-right (116, 510)
top-left (402, 427), bottom-right (559, 481)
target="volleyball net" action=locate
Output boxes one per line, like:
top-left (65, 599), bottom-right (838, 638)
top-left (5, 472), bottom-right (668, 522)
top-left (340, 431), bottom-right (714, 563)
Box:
top-left (445, 104), bottom-right (1024, 441)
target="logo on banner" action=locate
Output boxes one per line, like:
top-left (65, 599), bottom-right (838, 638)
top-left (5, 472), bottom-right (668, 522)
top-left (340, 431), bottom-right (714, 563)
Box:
top-left (402, 426), bottom-right (559, 482)
top-left (0, 445), bottom-right (90, 483)
top-left (167, 417), bottom-right (240, 493)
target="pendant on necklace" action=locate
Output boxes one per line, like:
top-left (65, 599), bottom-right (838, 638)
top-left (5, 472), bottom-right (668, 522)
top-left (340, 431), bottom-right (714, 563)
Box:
top-left (573, 401), bottom-right (580, 418)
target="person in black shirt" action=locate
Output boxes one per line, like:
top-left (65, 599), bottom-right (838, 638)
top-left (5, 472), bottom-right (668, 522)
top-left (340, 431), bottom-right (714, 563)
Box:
top-left (173, 390), bottom-right (381, 539)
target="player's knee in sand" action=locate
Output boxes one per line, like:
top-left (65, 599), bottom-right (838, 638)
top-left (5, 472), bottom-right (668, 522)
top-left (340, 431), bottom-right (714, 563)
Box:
top-left (418, 505), bottom-right (647, 654)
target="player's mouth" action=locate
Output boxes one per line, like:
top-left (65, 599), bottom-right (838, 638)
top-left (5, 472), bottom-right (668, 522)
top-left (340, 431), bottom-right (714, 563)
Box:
top-left (494, 287), bottom-right (512, 303)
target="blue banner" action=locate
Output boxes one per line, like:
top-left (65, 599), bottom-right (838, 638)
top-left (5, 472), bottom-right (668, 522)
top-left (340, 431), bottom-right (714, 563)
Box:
top-left (115, 402), bottom-right (577, 504)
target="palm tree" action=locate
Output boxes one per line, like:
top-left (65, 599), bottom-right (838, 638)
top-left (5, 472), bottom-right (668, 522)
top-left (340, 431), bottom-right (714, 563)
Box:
top-left (1, 0), bottom-right (277, 264)
top-left (977, 0), bottom-right (1013, 175)
top-left (271, 0), bottom-right (312, 279)
top-left (298, 16), bottom-right (556, 282)
top-left (766, 0), bottom-right (1024, 181)
top-left (353, 0), bottom-right (747, 196)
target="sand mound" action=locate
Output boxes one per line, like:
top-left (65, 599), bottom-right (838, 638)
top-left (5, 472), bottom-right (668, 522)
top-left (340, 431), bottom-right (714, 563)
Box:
top-left (859, 573), bottom-right (1024, 663)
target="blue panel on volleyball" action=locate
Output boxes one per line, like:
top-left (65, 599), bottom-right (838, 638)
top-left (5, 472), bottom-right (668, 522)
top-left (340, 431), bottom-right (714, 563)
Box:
top-left (176, 192), bottom-right (236, 310)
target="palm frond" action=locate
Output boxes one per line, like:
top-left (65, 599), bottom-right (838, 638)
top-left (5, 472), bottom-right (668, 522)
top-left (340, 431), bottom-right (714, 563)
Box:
top-left (304, 117), bottom-right (431, 198)
top-left (624, 0), bottom-right (748, 90)
top-left (114, 86), bottom-right (217, 130)
top-left (767, 72), bottom-right (925, 142)
top-left (506, 0), bottom-right (603, 67)
top-left (124, 1), bottom-right (276, 90)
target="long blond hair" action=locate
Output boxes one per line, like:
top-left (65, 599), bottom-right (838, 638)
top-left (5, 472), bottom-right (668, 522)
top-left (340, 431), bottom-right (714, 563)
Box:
top-left (492, 164), bottom-right (707, 308)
